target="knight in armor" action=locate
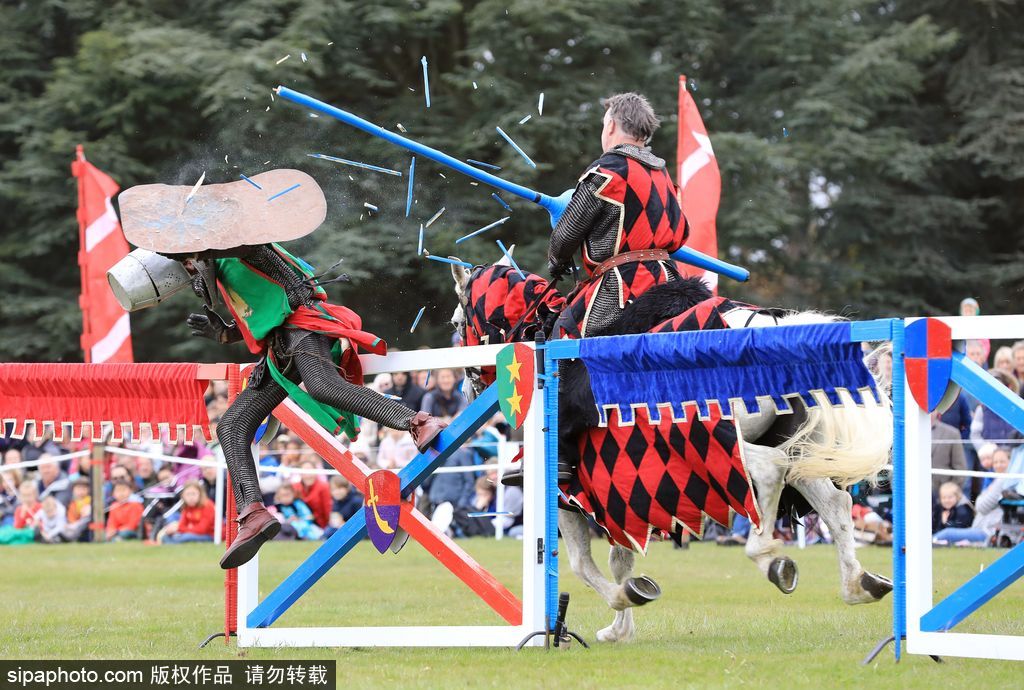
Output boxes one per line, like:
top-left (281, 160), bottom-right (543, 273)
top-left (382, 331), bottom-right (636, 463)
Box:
top-left (179, 243), bottom-right (447, 568)
top-left (548, 92), bottom-right (689, 338)
top-left (501, 94), bottom-right (692, 487)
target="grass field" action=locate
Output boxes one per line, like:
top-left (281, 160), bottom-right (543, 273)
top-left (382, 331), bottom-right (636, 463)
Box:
top-left (3, 538), bottom-right (1021, 688)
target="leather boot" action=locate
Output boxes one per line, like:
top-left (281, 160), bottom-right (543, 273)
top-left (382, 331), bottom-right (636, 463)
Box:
top-left (408, 411), bottom-right (448, 452)
top-left (219, 502), bottom-right (281, 570)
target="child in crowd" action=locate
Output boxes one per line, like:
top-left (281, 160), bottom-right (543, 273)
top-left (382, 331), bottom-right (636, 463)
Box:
top-left (155, 466), bottom-right (174, 485)
top-left (34, 495), bottom-right (65, 544)
top-left (329, 476), bottom-right (363, 522)
top-left (160, 481), bottom-right (216, 544)
top-left (851, 501), bottom-right (892, 546)
top-left (932, 482), bottom-right (974, 536)
top-left (292, 460), bottom-right (332, 528)
top-left (62, 478), bottom-right (92, 542)
top-left (977, 443), bottom-right (997, 472)
top-left (0, 468), bottom-right (24, 527)
top-left (376, 428), bottom-right (418, 470)
top-left (440, 476), bottom-right (500, 538)
top-left (105, 480), bottom-right (143, 541)
top-left (105, 464), bottom-right (135, 506)
top-left (35, 495), bottom-right (66, 543)
top-left (13, 480), bottom-right (42, 529)
top-left (273, 483), bottom-right (322, 541)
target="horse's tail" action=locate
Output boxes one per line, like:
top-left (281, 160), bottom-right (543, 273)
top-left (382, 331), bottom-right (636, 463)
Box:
top-left (772, 310), bottom-right (893, 487)
top-left (775, 389), bottom-right (893, 488)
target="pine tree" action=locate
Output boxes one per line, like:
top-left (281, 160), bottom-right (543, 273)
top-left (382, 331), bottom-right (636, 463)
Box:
top-left (1, 0), bottom-right (1022, 362)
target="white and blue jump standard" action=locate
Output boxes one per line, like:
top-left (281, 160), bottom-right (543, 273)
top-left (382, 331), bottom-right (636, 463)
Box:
top-left (892, 315), bottom-right (1024, 662)
top-left (233, 345), bottom-right (551, 648)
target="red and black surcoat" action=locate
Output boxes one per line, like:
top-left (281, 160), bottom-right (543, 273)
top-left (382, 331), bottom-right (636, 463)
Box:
top-left (548, 144), bottom-right (689, 337)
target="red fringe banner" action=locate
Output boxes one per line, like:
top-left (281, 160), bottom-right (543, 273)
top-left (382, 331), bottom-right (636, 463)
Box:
top-left (0, 363), bottom-right (211, 444)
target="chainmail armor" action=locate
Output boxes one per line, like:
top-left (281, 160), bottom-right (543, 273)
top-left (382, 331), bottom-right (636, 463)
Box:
top-left (214, 248), bottom-right (416, 513)
top-left (243, 244), bottom-right (315, 309)
top-left (283, 329), bottom-right (417, 429)
top-left (218, 373), bottom-right (289, 511)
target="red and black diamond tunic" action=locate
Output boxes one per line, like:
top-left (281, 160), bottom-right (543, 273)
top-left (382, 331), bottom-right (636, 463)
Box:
top-left (549, 144), bottom-right (689, 337)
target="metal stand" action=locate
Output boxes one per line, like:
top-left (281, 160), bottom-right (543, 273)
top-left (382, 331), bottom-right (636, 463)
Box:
top-left (516, 592), bottom-right (589, 651)
top-left (861, 635), bottom-right (941, 665)
top-left (198, 631), bottom-right (236, 649)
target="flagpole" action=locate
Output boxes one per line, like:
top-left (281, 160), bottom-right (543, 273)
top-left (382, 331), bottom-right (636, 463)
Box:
top-left (677, 74), bottom-right (687, 209)
top-left (73, 145), bottom-right (92, 363)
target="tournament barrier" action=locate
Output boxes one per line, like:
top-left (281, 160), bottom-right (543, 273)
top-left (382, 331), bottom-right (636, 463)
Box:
top-left (873, 315), bottom-right (1024, 662)
top-left (3, 317), bottom-right (1023, 658)
top-left (232, 344), bottom-right (550, 648)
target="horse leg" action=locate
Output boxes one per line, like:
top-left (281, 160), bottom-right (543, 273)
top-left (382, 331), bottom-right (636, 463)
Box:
top-left (742, 443), bottom-right (799, 594)
top-left (790, 477), bottom-right (892, 604)
top-left (596, 545), bottom-right (653, 643)
top-left (558, 511), bottom-right (640, 615)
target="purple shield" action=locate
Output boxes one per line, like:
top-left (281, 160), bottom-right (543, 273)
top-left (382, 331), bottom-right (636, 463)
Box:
top-left (364, 470), bottom-right (402, 554)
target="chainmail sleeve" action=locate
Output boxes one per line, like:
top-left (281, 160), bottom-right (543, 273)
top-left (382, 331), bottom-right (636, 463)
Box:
top-left (548, 177), bottom-right (605, 270)
top-left (243, 244), bottom-right (314, 308)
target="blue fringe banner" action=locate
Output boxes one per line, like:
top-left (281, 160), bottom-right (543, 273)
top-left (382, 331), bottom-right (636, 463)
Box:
top-left (578, 323), bottom-right (879, 424)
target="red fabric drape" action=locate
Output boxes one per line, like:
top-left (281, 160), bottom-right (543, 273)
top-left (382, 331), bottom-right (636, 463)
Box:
top-left (0, 363), bottom-right (210, 443)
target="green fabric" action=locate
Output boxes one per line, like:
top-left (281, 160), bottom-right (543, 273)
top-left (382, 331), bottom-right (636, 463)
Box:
top-left (217, 244), bottom-right (361, 439)
top-left (214, 244), bottom-right (326, 341)
top-left (266, 342), bottom-right (361, 440)
top-left (215, 257), bottom-right (292, 341)
top-left (0, 526), bottom-right (36, 545)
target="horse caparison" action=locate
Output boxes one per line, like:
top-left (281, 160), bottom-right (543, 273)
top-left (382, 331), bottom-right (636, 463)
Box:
top-left (451, 259), bottom-right (893, 643)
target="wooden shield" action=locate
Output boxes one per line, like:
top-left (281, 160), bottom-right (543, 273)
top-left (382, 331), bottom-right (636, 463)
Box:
top-left (904, 318), bottom-right (954, 413)
top-left (364, 470), bottom-right (402, 554)
top-left (497, 343), bottom-right (535, 429)
top-left (118, 169), bottom-right (326, 254)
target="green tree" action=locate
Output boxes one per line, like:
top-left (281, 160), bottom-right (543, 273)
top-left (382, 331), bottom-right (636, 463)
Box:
top-left (2, 0), bottom-right (1022, 363)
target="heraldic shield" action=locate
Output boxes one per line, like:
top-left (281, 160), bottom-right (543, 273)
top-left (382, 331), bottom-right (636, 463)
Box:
top-left (904, 317), bottom-right (955, 413)
top-left (497, 343), bottom-right (535, 429)
top-left (364, 470), bottom-right (402, 554)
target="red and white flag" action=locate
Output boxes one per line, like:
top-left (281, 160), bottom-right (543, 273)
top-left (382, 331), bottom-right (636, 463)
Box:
top-left (676, 75), bottom-right (722, 292)
top-left (72, 145), bottom-right (133, 363)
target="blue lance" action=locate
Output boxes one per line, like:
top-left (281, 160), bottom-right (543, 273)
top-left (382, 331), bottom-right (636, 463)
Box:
top-left (275, 86), bottom-right (750, 283)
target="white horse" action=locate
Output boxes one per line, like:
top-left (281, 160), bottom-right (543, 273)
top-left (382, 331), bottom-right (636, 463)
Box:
top-left (450, 258), bottom-right (894, 643)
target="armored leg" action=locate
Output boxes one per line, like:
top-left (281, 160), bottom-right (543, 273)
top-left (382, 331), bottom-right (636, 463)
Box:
top-left (218, 376), bottom-right (287, 513)
top-left (283, 330), bottom-right (446, 451)
top-left (285, 330), bottom-right (417, 428)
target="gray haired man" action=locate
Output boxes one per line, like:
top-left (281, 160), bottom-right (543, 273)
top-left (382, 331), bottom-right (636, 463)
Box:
top-left (548, 93), bottom-right (690, 338)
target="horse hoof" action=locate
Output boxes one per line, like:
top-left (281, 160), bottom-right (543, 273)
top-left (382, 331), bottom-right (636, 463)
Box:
top-left (597, 625), bottom-right (635, 643)
top-left (768, 557), bottom-right (798, 594)
top-left (623, 575), bottom-right (662, 606)
top-left (860, 571), bottom-right (893, 600)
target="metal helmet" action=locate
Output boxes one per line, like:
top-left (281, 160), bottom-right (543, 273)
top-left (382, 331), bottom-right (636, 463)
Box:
top-left (106, 249), bottom-right (191, 312)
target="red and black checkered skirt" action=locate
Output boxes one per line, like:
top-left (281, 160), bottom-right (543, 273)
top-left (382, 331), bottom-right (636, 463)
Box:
top-left (562, 296), bottom-right (763, 552)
